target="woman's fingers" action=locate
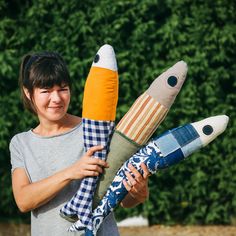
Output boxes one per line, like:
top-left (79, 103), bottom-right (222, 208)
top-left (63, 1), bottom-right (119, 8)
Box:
top-left (87, 164), bottom-right (103, 174)
top-left (140, 163), bottom-right (150, 179)
top-left (123, 179), bottom-right (132, 191)
top-left (88, 158), bottom-right (109, 168)
top-left (125, 171), bottom-right (137, 186)
top-left (84, 170), bottom-right (100, 177)
top-left (86, 145), bottom-right (104, 156)
top-left (124, 163), bottom-right (150, 190)
top-left (122, 163), bottom-right (150, 204)
top-left (84, 145), bottom-right (109, 168)
top-left (128, 164), bottom-right (143, 182)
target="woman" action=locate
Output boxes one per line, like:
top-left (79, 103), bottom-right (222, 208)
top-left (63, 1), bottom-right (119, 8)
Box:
top-left (10, 52), bottom-right (150, 236)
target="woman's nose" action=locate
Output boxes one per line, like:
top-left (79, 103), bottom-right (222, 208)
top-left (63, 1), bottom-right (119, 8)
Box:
top-left (51, 91), bottom-right (61, 102)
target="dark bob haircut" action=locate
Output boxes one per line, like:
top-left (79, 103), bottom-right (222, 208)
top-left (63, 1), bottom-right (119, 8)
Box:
top-left (19, 52), bottom-right (71, 114)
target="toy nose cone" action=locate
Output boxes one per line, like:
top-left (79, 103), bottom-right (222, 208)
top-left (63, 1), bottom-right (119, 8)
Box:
top-left (206, 115), bottom-right (229, 133)
top-left (172, 60), bottom-right (188, 75)
top-left (170, 61), bottom-right (188, 84)
top-left (145, 60), bottom-right (188, 109)
top-left (222, 115), bottom-right (229, 130)
top-left (92, 44), bottom-right (118, 71)
top-left (175, 60), bottom-right (188, 79)
top-left (191, 115), bottom-right (229, 147)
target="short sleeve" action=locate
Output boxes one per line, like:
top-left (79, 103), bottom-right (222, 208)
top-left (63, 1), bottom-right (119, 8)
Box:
top-left (9, 135), bottom-right (25, 173)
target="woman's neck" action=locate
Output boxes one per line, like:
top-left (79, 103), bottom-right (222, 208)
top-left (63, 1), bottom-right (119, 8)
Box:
top-left (33, 114), bottom-right (81, 136)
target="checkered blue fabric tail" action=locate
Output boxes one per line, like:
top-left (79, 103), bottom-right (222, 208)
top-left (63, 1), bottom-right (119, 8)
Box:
top-left (60, 118), bottom-right (115, 232)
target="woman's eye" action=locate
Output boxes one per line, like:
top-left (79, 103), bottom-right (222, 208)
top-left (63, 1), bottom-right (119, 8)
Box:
top-left (60, 88), bottom-right (69, 92)
top-left (40, 90), bottom-right (49, 94)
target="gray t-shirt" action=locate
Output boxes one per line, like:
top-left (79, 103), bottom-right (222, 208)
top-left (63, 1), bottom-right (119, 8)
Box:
top-left (10, 123), bottom-right (119, 236)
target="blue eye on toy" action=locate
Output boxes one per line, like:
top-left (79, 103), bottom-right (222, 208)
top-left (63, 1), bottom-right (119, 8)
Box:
top-left (202, 125), bottom-right (213, 135)
top-left (167, 76), bottom-right (178, 87)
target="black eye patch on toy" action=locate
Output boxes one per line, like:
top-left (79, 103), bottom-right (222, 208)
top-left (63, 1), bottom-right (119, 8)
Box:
top-left (202, 125), bottom-right (213, 135)
top-left (94, 54), bottom-right (100, 63)
top-left (167, 76), bottom-right (178, 87)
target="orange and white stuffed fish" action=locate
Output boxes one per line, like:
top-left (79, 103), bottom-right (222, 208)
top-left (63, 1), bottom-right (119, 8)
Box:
top-left (60, 44), bottom-right (118, 231)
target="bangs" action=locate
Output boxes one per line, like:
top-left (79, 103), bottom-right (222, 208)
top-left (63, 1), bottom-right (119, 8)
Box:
top-left (29, 57), bottom-right (71, 90)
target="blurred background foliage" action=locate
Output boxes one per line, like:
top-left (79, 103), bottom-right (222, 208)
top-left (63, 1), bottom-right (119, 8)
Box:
top-left (0, 0), bottom-right (235, 225)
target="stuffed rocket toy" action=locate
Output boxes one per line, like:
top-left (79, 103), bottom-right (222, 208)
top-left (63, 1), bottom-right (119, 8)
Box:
top-left (93, 60), bottom-right (188, 206)
top-left (60, 44), bottom-right (118, 230)
top-left (67, 60), bottom-right (187, 232)
top-left (72, 115), bottom-right (229, 235)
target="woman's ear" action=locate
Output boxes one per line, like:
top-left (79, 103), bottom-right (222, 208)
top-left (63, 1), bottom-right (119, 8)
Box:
top-left (23, 87), bottom-right (31, 100)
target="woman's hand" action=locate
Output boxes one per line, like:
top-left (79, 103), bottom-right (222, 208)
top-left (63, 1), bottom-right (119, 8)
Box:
top-left (121, 163), bottom-right (150, 208)
top-left (12, 145), bottom-right (109, 212)
top-left (66, 145), bottom-right (109, 180)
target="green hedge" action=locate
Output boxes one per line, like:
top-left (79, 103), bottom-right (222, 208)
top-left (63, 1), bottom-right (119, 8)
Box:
top-left (0, 0), bottom-right (235, 225)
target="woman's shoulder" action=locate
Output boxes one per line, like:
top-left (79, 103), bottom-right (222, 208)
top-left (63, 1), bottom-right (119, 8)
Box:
top-left (10, 130), bottom-right (32, 148)
top-left (10, 115), bottom-right (82, 143)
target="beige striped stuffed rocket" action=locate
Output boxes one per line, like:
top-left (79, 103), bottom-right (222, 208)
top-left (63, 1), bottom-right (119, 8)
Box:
top-left (93, 61), bottom-right (188, 206)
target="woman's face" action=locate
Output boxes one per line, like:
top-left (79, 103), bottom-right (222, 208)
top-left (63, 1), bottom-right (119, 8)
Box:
top-left (31, 84), bottom-right (71, 122)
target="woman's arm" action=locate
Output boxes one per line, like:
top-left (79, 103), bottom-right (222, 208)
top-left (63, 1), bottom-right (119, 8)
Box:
top-left (12, 145), bottom-right (108, 212)
top-left (120, 163), bottom-right (150, 208)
